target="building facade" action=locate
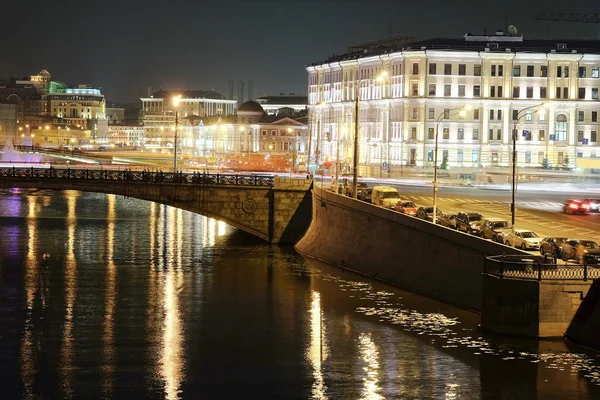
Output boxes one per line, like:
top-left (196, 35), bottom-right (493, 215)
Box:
top-left (307, 33), bottom-right (600, 173)
top-left (255, 94), bottom-right (308, 116)
top-left (107, 123), bottom-right (144, 146)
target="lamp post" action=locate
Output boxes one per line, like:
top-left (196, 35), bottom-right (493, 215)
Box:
top-left (351, 95), bottom-right (359, 199)
top-left (172, 95), bottom-right (181, 172)
top-left (432, 105), bottom-right (471, 224)
top-left (510, 102), bottom-right (548, 246)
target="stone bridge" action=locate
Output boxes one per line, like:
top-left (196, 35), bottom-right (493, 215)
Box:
top-left (0, 168), bottom-right (313, 244)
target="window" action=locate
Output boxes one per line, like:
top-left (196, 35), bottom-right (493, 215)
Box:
top-left (429, 108), bottom-right (435, 119)
top-left (473, 85), bottom-right (481, 97)
top-left (525, 151), bottom-right (532, 163)
top-left (271, 130), bottom-right (277, 136)
top-left (557, 66), bottom-right (562, 77)
top-left (457, 149), bottom-right (463, 163)
top-left (563, 87), bottom-right (569, 99)
top-left (524, 130), bottom-right (532, 141)
top-left (411, 127), bottom-right (417, 139)
top-left (474, 64), bottom-right (481, 76)
top-left (555, 114), bottom-right (567, 141)
top-left (412, 107), bottom-right (418, 119)
top-left (498, 65), bottom-right (503, 76)
top-left (556, 87), bottom-right (561, 99)
top-left (513, 65), bottom-right (521, 77)
top-left (526, 87), bottom-right (533, 98)
top-left (412, 82), bottom-right (419, 96)
top-left (491, 151), bottom-right (499, 164)
top-left (579, 66), bottom-right (587, 78)
top-left (525, 111), bottom-right (533, 121)
top-left (497, 129), bottom-right (502, 140)
top-left (412, 63), bottom-right (419, 75)
top-left (497, 110), bottom-right (502, 120)
top-left (593, 88), bottom-right (598, 100)
top-left (473, 109), bottom-right (480, 120)
top-left (490, 86), bottom-right (495, 97)
top-left (592, 131), bottom-right (597, 142)
top-left (427, 149), bottom-right (434, 161)
top-left (458, 85), bottom-right (465, 97)
top-left (491, 65), bottom-right (496, 77)
top-left (443, 128), bottom-right (449, 139)
top-left (444, 64), bottom-right (452, 75)
top-left (527, 65), bottom-right (534, 77)
top-left (540, 66), bottom-right (548, 77)
top-left (578, 111), bottom-right (585, 122)
top-left (473, 129), bottom-right (479, 140)
top-left (472, 150), bottom-right (479, 163)
top-left (428, 127), bottom-right (434, 139)
top-left (429, 84), bottom-right (436, 96)
top-left (564, 66), bottom-right (569, 78)
top-left (429, 63), bottom-right (437, 74)
top-left (459, 64), bottom-right (466, 75)
top-left (558, 152), bottom-right (564, 165)
top-left (593, 111), bottom-right (598, 122)
top-left (512, 109), bottom-right (519, 121)
top-left (498, 86), bottom-right (503, 98)
top-left (540, 87), bottom-right (547, 98)
top-left (488, 128), bottom-right (494, 140)
top-left (458, 128), bottom-right (464, 139)
top-left (444, 84), bottom-right (451, 96)
top-left (539, 130), bottom-right (545, 141)
top-left (593, 67), bottom-right (599, 78)
top-left (489, 109), bottom-right (494, 120)
top-left (579, 88), bottom-right (586, 99)
top-left (513, 86), bottom-right (520, 98)
top-left (578, 131), bottom-right (584, 142)
top-left (444, 108), bottom-right (449, 119)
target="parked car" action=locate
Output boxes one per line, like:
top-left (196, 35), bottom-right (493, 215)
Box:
top-left (481, 218), bottom-right (511, 242)
top-left (371, 186), bottom-right (402, 208)
top-left (540, 237), bottom-right (568, 259)
top-left (503, 229), bottom-right (542, 250)
top-left (416, 206), bottom-right (444, 222)
top-left (455, 212), bottom-right (484, 235)
top-left (346, 181), bottom-right (368, 197)
top-left (560, 239), bottom-right (600, 264)
top-left (393, 201), bottom-right (417, 215)
top-left (563, 199), bottom-right (589, 215)
top-left (583, 199), bottom-right (600, 213)
top-left (437, 213), bottom-right (457, 229)
top-left (357, 188), bottom-right (373, 203)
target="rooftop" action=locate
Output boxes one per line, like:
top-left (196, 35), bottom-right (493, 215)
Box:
top-left (148, 89), bottom-right (227, 100)
top-left (255, 95), bottom-right (308, 105)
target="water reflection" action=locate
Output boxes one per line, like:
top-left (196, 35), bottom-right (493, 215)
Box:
top-left (20, 194), bottom-right (38, 398)
top-left (307, 291), bottom-right (328, 399)
top-left (358, 332), bottom-right (383, 400)
top-left (102, 194), bottom-right (117, 397)
top-left (62, 191), bottom-right (79, 398)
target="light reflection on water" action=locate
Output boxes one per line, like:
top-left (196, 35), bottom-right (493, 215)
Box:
top-left (0, 189), bottom-right (599, 399)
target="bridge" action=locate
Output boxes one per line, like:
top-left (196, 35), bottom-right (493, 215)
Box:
top-left (0, 167), bottom-right (313, 244)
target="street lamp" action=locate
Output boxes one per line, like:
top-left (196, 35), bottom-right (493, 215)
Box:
top-left (432, 105), bottom-right (472, 224)
top-left (172, 95), bottom-right (181, 172)
top-left (509, 102), bottom-right (548, 246)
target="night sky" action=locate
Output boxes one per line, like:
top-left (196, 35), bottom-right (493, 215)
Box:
top-left (2, 0), bottom-right (597, 103)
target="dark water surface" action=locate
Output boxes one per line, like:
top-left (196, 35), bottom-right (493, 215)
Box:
top-left (1, 189), bottom-right (600, 399)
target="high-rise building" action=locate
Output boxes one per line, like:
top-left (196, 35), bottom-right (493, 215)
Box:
top-left (307, 32), bottom-right (600, 173)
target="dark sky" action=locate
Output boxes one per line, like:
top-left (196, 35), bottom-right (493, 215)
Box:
top-left (2, 0), bottom-right (597, 103)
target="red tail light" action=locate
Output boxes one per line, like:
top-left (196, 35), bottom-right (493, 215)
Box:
top-left (569, 203), bottom-right (578, 209)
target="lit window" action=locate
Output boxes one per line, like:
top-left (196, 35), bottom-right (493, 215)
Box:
top-left (593, 67), bottom-right (599, 78)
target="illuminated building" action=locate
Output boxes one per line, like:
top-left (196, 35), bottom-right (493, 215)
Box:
top-left (0, 103), bottom-right (17, 142)
top-left (255, 94), bottom-right (308, 116)
top-left (16, 115), bottom-right (91, 146)
top-left (107, 123), bottom-right (144, 146)
top-left (307, 32), bottom-right (600, 173)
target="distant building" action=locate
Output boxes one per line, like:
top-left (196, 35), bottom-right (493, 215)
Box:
top-left (0, 103), bottom-right (17, 142)
top-left (140, 89), bottom-right (237, 142)
top-left (16, 114), bottom-right (91, 147)
top-left (255, 94), bottom-right (308, 115)
top-left (107, 123), bottom-right (144, 147)
top-left (106, 103), bottom-right (125, 123)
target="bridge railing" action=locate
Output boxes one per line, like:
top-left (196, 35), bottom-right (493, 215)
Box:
top-left (0, 167), bottom-right (275, 187)
top-left (484, 254), bottom-right (600, 281)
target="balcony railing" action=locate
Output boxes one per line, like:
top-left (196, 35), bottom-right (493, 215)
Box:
top-left (484, 254), bottom-right (600, 281)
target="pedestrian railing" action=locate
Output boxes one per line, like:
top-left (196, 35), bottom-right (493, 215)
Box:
top-left (0, 167), bottom-right (275, 187)
top-left (484, 254), bottom-right (600, 282)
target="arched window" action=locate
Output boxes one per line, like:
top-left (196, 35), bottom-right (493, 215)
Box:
top-left (555, 114), bottom-right (567, 141)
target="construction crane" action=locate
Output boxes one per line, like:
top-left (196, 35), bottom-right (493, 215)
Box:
top-left (535, 12), bottom-right (600, 24)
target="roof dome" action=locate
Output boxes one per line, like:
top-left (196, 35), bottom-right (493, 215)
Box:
top-left (39, 69), bottom-right (51, 77)
top-left (238, 100), bottom-right (264, 113)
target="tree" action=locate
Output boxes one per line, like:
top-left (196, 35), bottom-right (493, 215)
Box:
top-left (563, 155), bottom-right (571, 170)
top-left (440, 154), bottom-right (449, 170)
top-left (541, 156), bottom-right (551, 170)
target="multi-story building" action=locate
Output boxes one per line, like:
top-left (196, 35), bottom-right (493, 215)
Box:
top-left (140, 89), bottom-right (237, 142)
top-left (107, 123), bottom-right (144, 147)
top-left (16, 114), bottom-right (91, 147)
top-left (0, 103), bottom-right (17, 143)
top-left (307, 32), bottom-right (600, 174)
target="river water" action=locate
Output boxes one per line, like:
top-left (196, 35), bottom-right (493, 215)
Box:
top-left (1, 189), bottom-right (599, 399)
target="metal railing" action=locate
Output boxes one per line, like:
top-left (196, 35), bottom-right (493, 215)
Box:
top-left (0, 167), bottom-right (275, 187)
top-left (484, 254), bottom-right (600, 281)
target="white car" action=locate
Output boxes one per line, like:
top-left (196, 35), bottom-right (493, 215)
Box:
top-left (503, 229), bottom-right (541, 250)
